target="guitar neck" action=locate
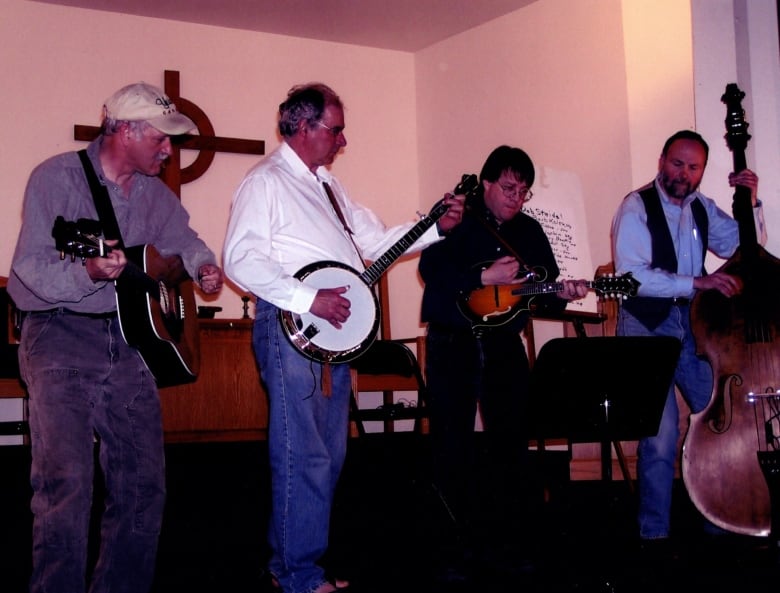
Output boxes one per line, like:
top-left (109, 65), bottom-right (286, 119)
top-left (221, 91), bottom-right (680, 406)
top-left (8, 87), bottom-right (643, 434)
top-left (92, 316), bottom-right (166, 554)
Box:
top-left (83, 241), bottom-right (159, 294)
top-left (119, 259), bottom-right (159, 294)
top-left (53, 218), bottom-right (190, 300)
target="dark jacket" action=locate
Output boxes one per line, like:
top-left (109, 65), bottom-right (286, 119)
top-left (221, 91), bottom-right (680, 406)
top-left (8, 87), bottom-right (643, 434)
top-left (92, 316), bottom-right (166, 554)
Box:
top-left (419, 197), bottom-right (565, 334)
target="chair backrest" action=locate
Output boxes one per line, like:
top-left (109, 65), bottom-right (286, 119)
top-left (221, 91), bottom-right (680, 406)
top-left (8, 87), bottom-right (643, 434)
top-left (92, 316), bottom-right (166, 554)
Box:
top-left (349, 274), bottom-right (428, 435)
top-left (351, 338), bottom-right (424, 390)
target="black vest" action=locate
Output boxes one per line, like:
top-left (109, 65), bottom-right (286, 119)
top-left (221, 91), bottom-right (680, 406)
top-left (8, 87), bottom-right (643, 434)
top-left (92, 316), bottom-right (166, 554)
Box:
top-left (621, 184), bottom-right (708, 330)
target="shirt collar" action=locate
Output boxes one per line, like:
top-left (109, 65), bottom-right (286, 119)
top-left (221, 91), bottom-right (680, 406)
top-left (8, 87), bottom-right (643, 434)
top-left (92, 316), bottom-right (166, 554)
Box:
top-left (280, 140), bottom-right (333, 184)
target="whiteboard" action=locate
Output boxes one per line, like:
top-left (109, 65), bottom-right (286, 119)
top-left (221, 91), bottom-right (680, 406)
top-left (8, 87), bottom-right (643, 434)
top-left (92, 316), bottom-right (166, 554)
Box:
top-left (523, 166), bottom-right (598, 313)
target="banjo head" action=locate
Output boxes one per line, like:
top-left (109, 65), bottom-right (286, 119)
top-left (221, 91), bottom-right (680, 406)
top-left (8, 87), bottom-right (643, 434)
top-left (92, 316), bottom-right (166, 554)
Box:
top-left (281, 261), bottom-right (380, 363)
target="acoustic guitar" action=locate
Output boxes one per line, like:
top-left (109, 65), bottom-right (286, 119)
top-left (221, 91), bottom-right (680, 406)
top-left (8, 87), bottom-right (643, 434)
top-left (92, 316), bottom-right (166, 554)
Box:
top-left (52, 216), bottom-right (200, 387)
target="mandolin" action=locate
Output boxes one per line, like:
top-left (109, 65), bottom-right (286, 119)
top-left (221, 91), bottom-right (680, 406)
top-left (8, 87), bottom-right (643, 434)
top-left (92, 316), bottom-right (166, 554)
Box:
top-left (457, 272), bottom-right (639, 329)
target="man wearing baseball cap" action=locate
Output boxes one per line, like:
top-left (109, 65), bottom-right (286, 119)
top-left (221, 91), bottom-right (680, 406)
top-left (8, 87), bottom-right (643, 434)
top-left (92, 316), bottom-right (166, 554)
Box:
top-left (103, 82), bottom-right (197, 136)
top-left (8, 82), bottom-right (224, 593)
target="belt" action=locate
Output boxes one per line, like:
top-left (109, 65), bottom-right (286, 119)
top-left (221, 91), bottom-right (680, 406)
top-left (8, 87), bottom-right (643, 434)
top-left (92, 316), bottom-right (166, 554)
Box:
top-left (427, 322), bottom-right (480, 337)
top-left (24, 308), bottom-right (118, 320)
top-left (671, 297), bottom-right (691, 307)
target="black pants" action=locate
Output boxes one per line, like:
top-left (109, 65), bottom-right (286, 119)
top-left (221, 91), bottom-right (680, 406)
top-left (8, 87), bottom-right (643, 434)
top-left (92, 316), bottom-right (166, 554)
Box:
top-left (424, 324), bottom-right (534, 549)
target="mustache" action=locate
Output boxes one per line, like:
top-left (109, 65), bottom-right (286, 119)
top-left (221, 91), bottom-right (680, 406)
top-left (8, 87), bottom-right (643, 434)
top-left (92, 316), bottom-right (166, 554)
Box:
top-left (662, 174), bottom-right (698, 197)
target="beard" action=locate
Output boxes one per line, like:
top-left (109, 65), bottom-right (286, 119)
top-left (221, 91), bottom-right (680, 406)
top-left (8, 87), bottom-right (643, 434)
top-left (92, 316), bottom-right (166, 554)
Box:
top-left (660, 172), bottom-right (698, 200)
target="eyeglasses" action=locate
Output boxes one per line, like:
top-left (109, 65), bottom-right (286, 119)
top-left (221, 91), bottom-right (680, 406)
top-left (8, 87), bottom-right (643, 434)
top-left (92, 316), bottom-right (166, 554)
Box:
top-left (499, 183), bottom-right (533, 201)
top-left (315, 120), bottom-right (345, 137)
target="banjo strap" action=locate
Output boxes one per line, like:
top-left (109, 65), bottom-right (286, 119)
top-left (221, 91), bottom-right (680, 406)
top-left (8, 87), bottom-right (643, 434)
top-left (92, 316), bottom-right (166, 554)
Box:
top-left (320, 180), bottom-right (363, 396)
top-left (323, 181), bottom-right (365, 268)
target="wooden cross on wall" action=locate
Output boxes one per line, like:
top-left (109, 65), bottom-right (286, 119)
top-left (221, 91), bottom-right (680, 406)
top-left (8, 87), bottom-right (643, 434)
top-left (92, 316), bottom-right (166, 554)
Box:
top-left (74, 70), bottom-right (265, 197)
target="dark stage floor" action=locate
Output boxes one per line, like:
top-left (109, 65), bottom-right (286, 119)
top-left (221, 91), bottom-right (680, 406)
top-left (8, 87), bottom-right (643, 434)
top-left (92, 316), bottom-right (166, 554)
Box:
top-left (2, 435), bottom-right (778, 593)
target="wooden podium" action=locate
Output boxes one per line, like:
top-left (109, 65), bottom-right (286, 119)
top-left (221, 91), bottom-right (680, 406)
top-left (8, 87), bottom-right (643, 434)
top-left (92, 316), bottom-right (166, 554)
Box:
top-left (159, 319), bottom-right (268, 443)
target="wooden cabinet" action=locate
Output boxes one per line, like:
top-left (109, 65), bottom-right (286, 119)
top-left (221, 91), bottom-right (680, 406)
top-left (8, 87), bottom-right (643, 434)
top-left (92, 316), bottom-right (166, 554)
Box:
top-left (159, 319), bottom-right (268, 442)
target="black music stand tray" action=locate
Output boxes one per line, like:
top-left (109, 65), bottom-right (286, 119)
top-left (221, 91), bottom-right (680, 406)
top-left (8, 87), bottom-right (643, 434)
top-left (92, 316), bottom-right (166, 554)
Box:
top-left (530, 336), bottom-right (681, 483)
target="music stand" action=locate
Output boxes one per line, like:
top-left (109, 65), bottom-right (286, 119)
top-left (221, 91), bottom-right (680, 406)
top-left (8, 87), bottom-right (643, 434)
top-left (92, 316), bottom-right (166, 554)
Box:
top-left (530, 336), bottom-right (681, 482)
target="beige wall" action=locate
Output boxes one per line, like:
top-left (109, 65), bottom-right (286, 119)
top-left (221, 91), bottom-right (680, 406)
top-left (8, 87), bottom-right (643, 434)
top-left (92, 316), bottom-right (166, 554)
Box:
top-left (0, 0), bottom-right (418, 320)
top-left (412, 0), bottom-right (634, 340)
top-left (1, 0), bottom-right (778, 341)
top-left (691, 0), bottom-right (780, 262)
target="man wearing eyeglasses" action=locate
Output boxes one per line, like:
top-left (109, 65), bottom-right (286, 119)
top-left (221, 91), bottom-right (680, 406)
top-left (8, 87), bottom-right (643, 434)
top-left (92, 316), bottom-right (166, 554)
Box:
top-left (223, 82), bottom-right (464, 593)
top-left (419, 145), bottom-right (587, 586)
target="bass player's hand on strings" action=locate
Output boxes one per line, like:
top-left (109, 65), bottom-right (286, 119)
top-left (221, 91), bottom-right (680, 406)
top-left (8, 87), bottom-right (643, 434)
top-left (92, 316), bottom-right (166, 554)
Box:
top-left (310, 286), bottom-right (351, 329)
top-left (694, 271), bottom-right (743, 298)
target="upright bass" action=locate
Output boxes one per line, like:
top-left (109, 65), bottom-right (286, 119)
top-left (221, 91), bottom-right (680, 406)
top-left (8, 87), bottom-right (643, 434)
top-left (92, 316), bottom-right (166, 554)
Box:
top-left (682, 84), bottom-right (780, 537)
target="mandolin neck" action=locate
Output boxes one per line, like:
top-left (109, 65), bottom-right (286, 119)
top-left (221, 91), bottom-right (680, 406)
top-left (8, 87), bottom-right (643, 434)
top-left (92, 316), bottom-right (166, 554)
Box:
top-left (512, 280), bottom-right (592, 297)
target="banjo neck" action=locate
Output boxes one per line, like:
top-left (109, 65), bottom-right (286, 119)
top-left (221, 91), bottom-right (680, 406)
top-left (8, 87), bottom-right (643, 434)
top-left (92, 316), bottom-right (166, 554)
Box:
top-left (360, 200), bottom-right (448, 286)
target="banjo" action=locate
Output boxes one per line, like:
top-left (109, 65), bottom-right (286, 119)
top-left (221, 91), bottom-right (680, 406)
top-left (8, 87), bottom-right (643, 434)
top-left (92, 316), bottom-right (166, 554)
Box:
top-left (280, 174), bottom-right (479, 364)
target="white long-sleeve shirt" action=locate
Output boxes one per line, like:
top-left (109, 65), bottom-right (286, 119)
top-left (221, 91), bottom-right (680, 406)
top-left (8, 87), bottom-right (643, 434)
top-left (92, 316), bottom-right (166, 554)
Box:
top-left (223, 141), bottom-right (441, 314)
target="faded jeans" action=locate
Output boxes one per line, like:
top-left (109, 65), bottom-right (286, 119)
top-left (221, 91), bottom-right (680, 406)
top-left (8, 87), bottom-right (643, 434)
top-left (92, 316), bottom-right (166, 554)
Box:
top-left (253, 300), bottom-right (350, 593)
top-left (19, 310), bottom-right (165, 593)
top-left (617, 305), bottom-right (713, 539)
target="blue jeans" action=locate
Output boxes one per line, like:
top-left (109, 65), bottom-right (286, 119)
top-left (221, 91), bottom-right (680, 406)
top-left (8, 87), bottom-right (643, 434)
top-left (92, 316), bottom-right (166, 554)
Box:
top-left (617, 306), bottom-right (713, 539)
top-left (253, 300), bottom-right (350, 593)
top-left (18, 311), bottom-right (165, 593)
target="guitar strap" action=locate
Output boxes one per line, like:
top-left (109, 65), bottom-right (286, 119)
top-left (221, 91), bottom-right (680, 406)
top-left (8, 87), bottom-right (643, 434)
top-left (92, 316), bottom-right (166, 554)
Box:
top-left (78, 149), bottom-right (126, 250)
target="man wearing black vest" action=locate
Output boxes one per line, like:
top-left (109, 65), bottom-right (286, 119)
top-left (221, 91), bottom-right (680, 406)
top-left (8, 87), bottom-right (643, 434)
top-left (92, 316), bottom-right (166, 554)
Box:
top-left (611, 130), bottom-right (762, 559)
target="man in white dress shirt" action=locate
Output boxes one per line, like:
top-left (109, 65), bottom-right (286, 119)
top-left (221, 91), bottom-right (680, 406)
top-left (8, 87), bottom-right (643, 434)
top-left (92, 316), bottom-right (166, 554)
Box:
top-left (223, 82), bottom-right (464, 593)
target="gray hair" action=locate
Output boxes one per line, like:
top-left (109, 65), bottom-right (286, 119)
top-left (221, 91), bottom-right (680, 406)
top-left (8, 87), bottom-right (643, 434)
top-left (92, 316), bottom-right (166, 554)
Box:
top-left (278, 83), bottom-right (343, 138)
top-left (101, 118), bottom-right (152, 139)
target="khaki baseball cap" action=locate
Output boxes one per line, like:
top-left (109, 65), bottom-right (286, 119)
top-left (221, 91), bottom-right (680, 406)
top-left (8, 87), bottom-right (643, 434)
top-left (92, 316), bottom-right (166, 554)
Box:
top-left (103, 82), bottom-right (195, 135)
